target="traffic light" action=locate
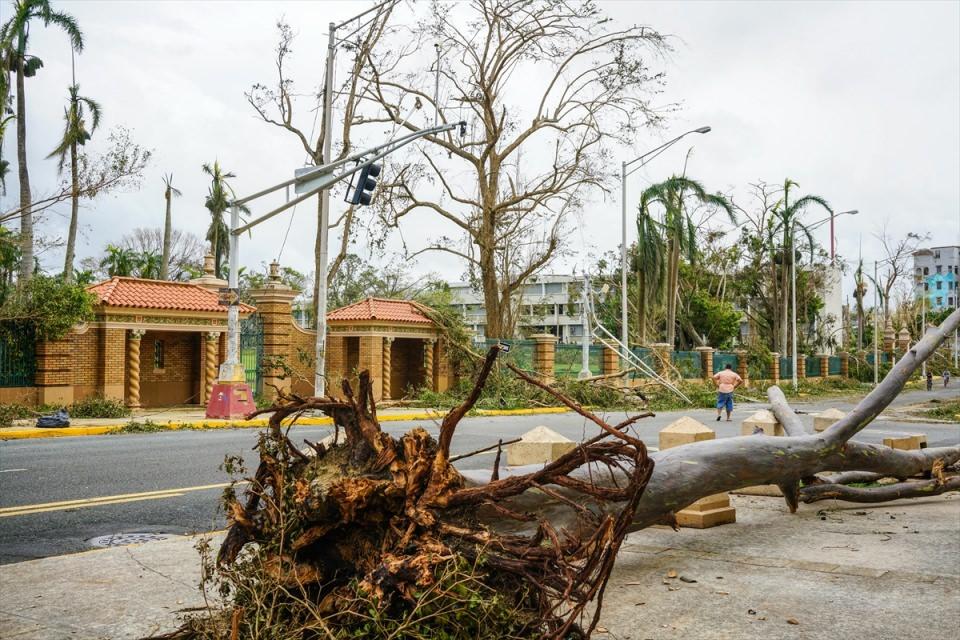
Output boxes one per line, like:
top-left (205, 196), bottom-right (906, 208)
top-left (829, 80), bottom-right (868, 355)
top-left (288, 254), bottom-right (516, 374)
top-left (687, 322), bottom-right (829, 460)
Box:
top-left (346, 162), bottom-right (381, 206)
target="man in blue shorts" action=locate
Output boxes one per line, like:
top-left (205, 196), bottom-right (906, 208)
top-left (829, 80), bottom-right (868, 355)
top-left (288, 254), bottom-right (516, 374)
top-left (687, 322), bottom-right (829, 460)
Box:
top-left (712, 363), bottom-right (743, 422)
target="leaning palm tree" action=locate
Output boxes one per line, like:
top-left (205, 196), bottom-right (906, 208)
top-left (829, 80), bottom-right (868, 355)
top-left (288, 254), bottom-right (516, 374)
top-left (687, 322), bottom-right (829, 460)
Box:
top-left (159, 174), bottom-right (181, 280)
top-left (770, 179), bottom-right (833, 354)
top-left (47, 83), bottom-right (100, 282)
top-left (202, 161), bottom-right (248, 279)
top-left (639, 176), bottom-right (735, 347)
top-left (631, 206), bottom-right (666, 345)
top-left (0, 0), bottom-right (84, 284)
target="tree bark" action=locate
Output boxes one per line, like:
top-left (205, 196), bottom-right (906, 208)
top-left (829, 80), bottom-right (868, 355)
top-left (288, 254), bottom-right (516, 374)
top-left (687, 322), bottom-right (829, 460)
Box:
top-left (62, 141), bottom-right (79, 282)
top-left (160, 190), bottom-right (172, 280)
top-left (16, 58), bottom-right (32, 283)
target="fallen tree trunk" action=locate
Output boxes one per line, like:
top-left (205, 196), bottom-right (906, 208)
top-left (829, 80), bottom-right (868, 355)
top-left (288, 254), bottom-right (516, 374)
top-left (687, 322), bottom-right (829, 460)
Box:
top-left (162, 309), bottom-right (959, 639)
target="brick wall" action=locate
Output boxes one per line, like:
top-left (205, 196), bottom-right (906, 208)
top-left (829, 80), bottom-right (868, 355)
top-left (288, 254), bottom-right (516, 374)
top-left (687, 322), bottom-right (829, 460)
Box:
top-left (72, 328), bottom-right (100, 400)
top-left (139, 331), bottom-right (201, 407)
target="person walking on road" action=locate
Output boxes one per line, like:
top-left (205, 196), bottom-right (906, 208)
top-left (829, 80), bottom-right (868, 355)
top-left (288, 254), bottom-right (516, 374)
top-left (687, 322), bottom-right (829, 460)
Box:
top-left (713, 363), bottom-right (743, 422)
top-left (926, 370), bottom-right (933, 391)
top-left (944, 370), bottom-right (951, 388)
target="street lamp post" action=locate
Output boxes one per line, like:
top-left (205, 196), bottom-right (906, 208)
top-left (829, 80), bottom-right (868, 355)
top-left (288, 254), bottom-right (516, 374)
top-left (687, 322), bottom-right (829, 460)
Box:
top-left (620, 126), bottom-right (711, 351)
top-left (789, 210), bottom-right (857, 389)
top-left (871, 255), bottom-right (897, 386)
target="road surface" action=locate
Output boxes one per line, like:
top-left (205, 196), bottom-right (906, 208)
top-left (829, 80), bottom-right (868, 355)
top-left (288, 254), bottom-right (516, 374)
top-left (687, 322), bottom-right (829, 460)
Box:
top-left (0, 387), bottom-right (956, 564)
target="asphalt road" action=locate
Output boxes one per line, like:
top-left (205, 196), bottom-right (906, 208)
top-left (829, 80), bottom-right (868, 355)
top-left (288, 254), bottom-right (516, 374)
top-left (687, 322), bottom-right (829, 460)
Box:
top-left (0, 387), bottom-right (956, 564)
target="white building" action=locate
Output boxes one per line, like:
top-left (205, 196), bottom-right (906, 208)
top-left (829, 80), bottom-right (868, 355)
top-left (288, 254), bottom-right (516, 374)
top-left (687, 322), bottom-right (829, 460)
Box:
top-left (913, 246), bottom-right (960, 311)
top-left (448, 274), bottom-right (587, 343)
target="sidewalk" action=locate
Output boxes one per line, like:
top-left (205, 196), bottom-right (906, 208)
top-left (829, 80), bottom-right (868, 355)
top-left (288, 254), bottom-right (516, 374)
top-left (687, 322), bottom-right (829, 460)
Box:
top-left (0, 406), bottom-right (571, 440)
top-left (2, 493), bottom-right (957, 639)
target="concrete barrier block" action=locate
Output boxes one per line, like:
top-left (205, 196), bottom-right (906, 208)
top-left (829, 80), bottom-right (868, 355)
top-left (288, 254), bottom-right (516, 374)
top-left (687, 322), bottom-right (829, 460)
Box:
top-left (813, 408), bottom-right (846, 432)
top-left (658, 416), bottom-right (715, 450)
top-left (741, 409), bottom-right (784, 436)
top-left (507, 426), bottom-right (576, 466)
top-left (883, 434), bottom-right (928, 451)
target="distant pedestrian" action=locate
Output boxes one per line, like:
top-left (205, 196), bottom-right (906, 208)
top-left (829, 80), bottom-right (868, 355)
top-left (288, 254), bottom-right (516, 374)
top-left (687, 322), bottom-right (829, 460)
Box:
top-left (944, 370), bottom-right (951, 388)
top-left (712, 364), bottom-right (743, 422)
top-left (926, 370), bottom-right (933, 391)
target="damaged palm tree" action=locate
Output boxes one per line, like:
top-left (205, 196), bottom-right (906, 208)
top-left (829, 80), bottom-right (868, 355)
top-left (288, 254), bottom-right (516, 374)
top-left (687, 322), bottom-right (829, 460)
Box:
top-left (192, 346), bottom-right (655, 639)
top-left (166, 309), bottom-right (959, 640)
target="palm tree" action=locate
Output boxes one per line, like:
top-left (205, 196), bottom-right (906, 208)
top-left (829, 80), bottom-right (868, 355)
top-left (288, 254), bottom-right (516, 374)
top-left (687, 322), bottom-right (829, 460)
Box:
top-left (631, 206), bottom-right (665, 345)
top-left (639, 176), bottom-right (735, 347)
top-left (47, 83), bottom-right (100, 282)
top-left (202, 161), bottom-right (248, 279)
top-left (770, 179), bottom-right (832, 354)
top-left (160, 174), bottom-right (181, 280)
top-left (100, 244), bottom-right (137, 277)
top-left (0, 0), bottom-right (84, 284)
top-left (137, 250), bottom-right (162, 280)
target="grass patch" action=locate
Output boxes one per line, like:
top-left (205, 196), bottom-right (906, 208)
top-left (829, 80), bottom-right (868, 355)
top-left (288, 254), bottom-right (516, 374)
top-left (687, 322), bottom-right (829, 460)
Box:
top-left (924, 398), bottom-right (960, 421)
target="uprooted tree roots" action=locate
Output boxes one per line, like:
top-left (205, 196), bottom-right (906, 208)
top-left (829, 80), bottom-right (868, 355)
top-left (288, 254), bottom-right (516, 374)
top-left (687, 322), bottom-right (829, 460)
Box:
top-left (161, 346), bottom-right (655, 639)
top-left (158, 309), bottom-right (960, 640)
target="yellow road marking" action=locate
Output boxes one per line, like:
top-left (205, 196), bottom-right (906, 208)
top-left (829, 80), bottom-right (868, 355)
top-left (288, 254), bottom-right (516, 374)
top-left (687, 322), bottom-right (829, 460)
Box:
top-left (0, 481), bottom-right (242, 518)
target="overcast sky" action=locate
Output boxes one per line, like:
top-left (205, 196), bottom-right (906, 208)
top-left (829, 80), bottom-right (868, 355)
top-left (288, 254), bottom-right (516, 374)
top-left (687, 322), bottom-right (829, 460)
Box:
top-left (3, 0), bottom-right (959, 292)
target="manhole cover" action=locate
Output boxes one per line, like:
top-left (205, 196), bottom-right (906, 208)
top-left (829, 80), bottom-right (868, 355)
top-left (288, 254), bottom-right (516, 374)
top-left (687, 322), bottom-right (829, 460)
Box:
top-left (87, 532), bottom-right (178, 547)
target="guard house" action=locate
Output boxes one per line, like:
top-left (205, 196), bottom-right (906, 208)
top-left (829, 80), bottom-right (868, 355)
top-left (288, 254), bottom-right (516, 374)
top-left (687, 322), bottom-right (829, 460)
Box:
top-left (72, 276), bottom-right (256, 408)
top-left (282, 296), bottom-right (453, 402)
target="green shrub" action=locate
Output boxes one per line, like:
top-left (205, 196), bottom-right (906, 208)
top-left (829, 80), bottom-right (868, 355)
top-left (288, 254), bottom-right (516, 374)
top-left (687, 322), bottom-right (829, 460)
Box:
top-left (111, 419), bottom-right (163, 434)
top-left (68, 396), bottom-right (131, 419)
top-left (0, 403), bottom-right (35, 428)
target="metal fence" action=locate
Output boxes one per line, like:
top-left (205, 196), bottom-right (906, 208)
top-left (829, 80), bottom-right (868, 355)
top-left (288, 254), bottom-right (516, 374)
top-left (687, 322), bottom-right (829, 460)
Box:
top-left (829, 355), bottom-right (842, 376)
top-left (806, 356), bottom-right (821, 378)
top-left (780, 356), bottom-right (794, 379)
top-left (0, 326), bottom-right (36, 387)
top-left (554, 343), bottom-right (602, 378)
top-left (484, 339), bottom-right (536, 372)
top-left (713, 352), bottom-right (738, 374)
top-left (673, 350), bottom-right (702, 378)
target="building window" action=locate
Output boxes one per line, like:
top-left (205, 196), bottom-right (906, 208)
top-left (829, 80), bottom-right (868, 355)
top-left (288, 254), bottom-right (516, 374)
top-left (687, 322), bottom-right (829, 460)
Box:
top-left (936, 265), bottom-right (942, 274)
top-left (949, 297), bottom-right (955, 307)
top-left (936, 281), bottom-right (942, 290)
top-left (924, 283), bottom-right (929, 291)
top-left (154, 340), bottom-right (165, 370)
top-left (934, 249), bottom-right (941, 259)
top-left (923, 267), bottom-right (929, 275)
top-left (936, 297), bottom-right (943, 306)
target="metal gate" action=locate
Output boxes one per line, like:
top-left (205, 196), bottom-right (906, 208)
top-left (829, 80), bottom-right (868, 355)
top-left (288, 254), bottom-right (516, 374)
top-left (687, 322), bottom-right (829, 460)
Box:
top-left (240, 314), bottom-right (263, 396)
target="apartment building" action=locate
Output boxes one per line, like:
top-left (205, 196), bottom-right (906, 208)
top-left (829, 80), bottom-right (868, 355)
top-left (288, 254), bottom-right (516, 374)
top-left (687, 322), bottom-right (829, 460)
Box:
top-left (913, 246), bottom-right (959, 310)
top-left (448, 274), bottom-right (588, 343)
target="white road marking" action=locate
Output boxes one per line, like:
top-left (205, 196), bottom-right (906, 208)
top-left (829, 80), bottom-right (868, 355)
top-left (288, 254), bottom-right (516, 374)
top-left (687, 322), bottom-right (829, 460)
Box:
top-left (0, 468), bottom-right (27, 473)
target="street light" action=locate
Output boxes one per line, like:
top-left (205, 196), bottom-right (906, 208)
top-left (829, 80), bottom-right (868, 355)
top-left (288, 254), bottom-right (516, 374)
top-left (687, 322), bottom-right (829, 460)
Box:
top-left (620, 126), bottom-right (712, 351)
top-left (829, 209), bottom-right (858, 263)
top-left (789, 210), bottom-right (857, 390)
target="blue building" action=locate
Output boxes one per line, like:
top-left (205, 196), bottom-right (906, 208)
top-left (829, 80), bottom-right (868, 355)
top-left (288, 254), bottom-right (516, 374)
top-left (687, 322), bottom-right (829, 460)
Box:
top-left (913, 246), bottom-right (959, 310)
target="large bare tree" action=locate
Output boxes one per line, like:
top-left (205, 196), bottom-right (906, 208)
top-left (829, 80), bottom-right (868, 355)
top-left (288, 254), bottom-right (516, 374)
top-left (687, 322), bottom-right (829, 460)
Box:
top-left (366, 0), bottom-right (670, 338)
top-left (872, 225), bottom-right (927, 321)
top-left (245, 8), bottom-right (393, 323)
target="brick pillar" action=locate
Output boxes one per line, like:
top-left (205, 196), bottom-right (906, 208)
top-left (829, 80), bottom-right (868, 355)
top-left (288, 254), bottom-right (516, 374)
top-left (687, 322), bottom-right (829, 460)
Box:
top-left (36, 336), bottom-right (74, 406)
top-left (602, 344), bottom-right (620, 375)
top-left (735, 349), bottom-right (749, 387)
top-left (896, 327), bottom-right (911, 353)
top-left (696, 346), bottom-right (714, 381)
top-left (423, 338), bottom-right (436, 391)
top-left (797, 354), bottom-right (807, 380)
top-left (882, 318), bottom-right (895, 355)
top-left (435, 337), bottom-right (451, 392)
top-left (531, 334), bottom-right (558, 381)
top-left (659, 417), bottom-right (735, 528)
top-left (770, 352), bottom-right (781, 384)
top-left (358, 335), bottom-right (384, 400)
top-left (98, 327), bottom-right (126, 401)
top-left (819, 353), bottom-right (830, 378)
top-left (381, 337), bottom-right (393, 400)
top-left (249, 262), bottom-right (298, 403)
top-left (126, 329), bottom-right (145, 408)
top-left (649, 343), bottom-right (673, 377)
top-left (839, 351), bottom-right (850, 378)
top-left (202, 331), bottom-right (220, 404)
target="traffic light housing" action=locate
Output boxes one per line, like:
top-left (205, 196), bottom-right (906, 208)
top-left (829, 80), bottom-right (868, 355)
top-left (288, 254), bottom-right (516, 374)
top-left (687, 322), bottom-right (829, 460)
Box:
top-left (346, 162), bottom-right (381, 206)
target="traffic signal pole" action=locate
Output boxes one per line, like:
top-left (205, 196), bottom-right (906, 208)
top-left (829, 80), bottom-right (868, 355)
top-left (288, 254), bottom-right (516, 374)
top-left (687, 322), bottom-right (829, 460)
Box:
top-left (210, 120), bottom-right (465, 414)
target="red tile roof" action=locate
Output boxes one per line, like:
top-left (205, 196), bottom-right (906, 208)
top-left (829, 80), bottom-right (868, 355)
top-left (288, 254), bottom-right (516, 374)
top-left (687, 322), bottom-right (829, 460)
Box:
top-left (87, 277), bottom-right (256, 313)
top-left (326, 297), bottom-right (433, 325)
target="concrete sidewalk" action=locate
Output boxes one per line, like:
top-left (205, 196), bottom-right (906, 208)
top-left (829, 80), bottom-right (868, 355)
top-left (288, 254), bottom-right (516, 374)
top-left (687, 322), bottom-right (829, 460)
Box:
top-left (0, 406), bottom-right (570, 440)
top-left (1, 493), bottom-right (957, 639)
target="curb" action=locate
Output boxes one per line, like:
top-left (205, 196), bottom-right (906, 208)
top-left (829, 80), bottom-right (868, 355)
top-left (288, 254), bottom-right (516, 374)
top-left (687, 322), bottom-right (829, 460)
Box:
top-left (0, 406), bottom-right (570, 441)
